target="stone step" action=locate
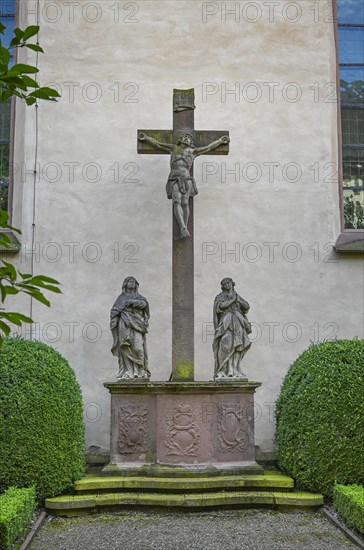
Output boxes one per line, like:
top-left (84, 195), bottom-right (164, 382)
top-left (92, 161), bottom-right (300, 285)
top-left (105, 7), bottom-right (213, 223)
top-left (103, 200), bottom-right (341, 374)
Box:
top-left (102, 463), bottom-right (265, 477)
top-left (74, 472), bottom-right (294, 493)
top-left (45, 490), bottom-right (323, 516)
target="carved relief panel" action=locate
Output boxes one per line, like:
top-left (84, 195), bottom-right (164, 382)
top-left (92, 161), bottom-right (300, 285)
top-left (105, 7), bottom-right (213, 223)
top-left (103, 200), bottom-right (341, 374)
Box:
top-left (119, 403), bottom-right (149, 454)
top-left (217, 403), bottom-right (246, 453)
top-left (165, 404), bottom-right (200, 456)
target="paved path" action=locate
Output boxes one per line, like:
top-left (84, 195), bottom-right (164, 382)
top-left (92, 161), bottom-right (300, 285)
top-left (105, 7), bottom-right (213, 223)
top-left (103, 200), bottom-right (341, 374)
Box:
top-left (30, 509), bottom-right (355, 550)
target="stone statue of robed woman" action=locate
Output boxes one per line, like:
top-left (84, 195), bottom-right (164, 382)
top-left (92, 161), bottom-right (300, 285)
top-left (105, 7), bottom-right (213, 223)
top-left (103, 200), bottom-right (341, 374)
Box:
top-left (110, 276), bottom-right (150, 380)
top-left (213, 277), bottom-right (252, 379)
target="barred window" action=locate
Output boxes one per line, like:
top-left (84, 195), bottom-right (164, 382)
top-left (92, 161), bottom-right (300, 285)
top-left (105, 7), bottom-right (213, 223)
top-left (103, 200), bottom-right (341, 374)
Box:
top-left (338, 0), bottom-right (364, 229)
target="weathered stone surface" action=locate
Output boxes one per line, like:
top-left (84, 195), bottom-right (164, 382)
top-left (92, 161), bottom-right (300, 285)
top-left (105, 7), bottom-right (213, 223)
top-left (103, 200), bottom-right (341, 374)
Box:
top-left (138, 89), bottom-right (229, 241)
top-left (335, 231), bottom-right (364, 253)
top-left (138, 89), bottom-right (229, 382)
top-left (137, 131), bottom-right (229, 155)
top-left (104, 381), bottom-right (261, 394)
top-left (45, 490), bottom-right (323, 515)
top-left (104, 381), bottom-right (261, 472)
top-left (213, 277), bottom-right (252, 380)
top-left (74, 471), bottom-right (295, 493)
top-left (110, 277), bottom-right (150, 380)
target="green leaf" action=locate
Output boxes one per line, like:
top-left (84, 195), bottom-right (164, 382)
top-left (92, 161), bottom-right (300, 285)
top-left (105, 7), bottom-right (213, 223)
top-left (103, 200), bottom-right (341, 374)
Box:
top-left (0, 284), bottom-right (20, 303)
top-left (8, 63), bottom-right (39, 75)
top-left (22, 288), bottom-right (51, 307)
top-left (0, 233), bottom-right (11, 246)
top-left (14, 28), bottom-right (24, 40)
top-left (1, 260), bottom-right (17, 281)
top-left (0, 210), bottom-right (9, 224)
top-left (27, 275), bottom-right (61, 285)
top-left (0, 311), bottom-right (33, 325)
top-left (33, 282), bottom-right (62, 293)
top-left (9, 37), bottom-right (21, 47)
top-left (4, 77), bottom-right (28, 90)
top-left (25, 96), bottom-right (37, 106)
top-left (0, 45), bottom-right (10, 65)
top-left (0, 75), bottom-right (27, 87)
top-left (25, 44), bottom-right (44, 53)
top-left (0, 312), bottom-right (30, 322)
top-left (0, 88), bottom-right (14, 102)
top-left (1, 286), bottom-right (18, 297)
top-left (22, 26), bottom-right (40, 41)
top-left (19, 272), bottom-right (33, 280)
top-left (0, 22), bottom-right (5, 36)
top-left (28, 86), bottom-right (60, 100)
top-left (22, 75), bottom-right (39, 89)
top-left (0, 211), bottom-right (21, 233)
top-left (0, 282), bottom-right (17, 302)
top-left (21, 275), bottom-right (62, 294)
top-left (0, 320), bottom-right (11, 337)
top-left (0, 61), bottom-right (9, 72)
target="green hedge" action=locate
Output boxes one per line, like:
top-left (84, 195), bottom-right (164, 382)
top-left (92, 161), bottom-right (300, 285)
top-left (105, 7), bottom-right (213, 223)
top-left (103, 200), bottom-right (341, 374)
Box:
top-left (0, 487), bottom-right (36, 549)
top-left (0, 338), bottom-right (85, 500)
top-left (276, 339), bottom-right (364, 497)
top-left (334, 484), bottom-right (364, 534)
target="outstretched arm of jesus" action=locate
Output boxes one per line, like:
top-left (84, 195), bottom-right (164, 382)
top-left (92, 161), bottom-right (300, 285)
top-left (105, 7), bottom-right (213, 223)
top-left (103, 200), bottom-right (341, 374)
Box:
top-left (194, 135), bottom-right (230, 157)
top-left (138, 133), bottom-right (174, 152)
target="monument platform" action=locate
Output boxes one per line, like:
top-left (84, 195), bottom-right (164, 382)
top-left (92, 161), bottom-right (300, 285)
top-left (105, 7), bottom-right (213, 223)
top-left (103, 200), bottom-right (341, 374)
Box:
top-left (103, 380), bottom-right (262, 475)
top-left (45, 381), bottom-right (324, 515)
top-left (45, 470), bottom-right (324, 515)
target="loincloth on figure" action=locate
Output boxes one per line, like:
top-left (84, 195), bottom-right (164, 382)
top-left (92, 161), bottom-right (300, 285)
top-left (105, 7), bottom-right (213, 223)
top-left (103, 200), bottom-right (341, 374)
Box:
top-left (166, 170), bottom-right (198, 199)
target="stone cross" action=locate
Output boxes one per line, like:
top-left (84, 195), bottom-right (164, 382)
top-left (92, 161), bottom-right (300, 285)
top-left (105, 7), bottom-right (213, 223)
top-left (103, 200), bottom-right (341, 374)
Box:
top-left (137, 88), bottom-right (229, 381)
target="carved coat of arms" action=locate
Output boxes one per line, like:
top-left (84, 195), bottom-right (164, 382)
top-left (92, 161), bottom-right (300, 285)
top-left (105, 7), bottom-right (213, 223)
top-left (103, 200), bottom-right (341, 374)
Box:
top-left (217, 403), bottom-right (246, 453)
top-left (119, 403), bottom-right (149, 454)
top-left (165, 404), bottom-right (200, 456)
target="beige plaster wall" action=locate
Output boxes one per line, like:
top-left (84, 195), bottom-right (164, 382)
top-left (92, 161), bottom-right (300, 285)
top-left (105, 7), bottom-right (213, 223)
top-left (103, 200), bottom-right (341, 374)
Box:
top-left (9, 0), bottom-right (364, 453)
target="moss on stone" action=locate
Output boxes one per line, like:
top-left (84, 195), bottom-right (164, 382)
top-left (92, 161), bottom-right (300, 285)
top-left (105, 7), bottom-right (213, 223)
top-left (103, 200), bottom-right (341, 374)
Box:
top-left (74, 472), bottom-right (294, 493)
top-left (171, 360), bottom-right (194, 381)
top-left (104, 380), bottom-right (261, 394)
top-left (46, 490), bottom-right (323, 515)
top-left (101, 463), bottom-right (264, 478)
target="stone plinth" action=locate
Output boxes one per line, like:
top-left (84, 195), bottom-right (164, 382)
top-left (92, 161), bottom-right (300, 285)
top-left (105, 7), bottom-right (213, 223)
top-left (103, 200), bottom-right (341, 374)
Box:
top-left (103, 381), bottom-right (262, 475)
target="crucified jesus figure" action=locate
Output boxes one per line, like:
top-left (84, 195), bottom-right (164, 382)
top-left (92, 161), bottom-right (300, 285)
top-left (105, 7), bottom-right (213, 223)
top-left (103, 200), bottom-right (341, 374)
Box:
top-left (138, 132), bottom-right (230, 239)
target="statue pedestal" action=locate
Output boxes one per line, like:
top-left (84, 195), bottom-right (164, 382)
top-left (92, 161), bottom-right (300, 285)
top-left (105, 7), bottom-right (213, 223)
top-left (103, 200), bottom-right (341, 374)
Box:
top-left (103, 380), bottom-right (263, 475)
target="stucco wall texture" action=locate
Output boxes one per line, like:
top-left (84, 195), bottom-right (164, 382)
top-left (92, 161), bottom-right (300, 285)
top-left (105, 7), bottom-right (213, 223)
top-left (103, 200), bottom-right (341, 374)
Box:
top-left (10, 0), bottom-right (363, 453)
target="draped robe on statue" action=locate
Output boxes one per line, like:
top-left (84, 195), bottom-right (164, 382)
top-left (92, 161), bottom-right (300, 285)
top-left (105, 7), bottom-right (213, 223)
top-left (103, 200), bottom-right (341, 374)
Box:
top-left (110, 290), bottom-right (150, 379)
top-left (213, 292), bottom-right (252, 379)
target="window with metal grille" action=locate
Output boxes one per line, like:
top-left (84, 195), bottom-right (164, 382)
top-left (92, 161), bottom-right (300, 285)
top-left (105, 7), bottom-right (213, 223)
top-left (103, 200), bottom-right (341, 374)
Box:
top-left (338, 0), bottom-right (364, 229)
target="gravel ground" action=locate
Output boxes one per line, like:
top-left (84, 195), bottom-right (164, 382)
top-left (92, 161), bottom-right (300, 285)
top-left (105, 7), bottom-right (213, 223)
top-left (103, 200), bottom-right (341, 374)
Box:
top-left (29, 509), bottom-right (355, 550)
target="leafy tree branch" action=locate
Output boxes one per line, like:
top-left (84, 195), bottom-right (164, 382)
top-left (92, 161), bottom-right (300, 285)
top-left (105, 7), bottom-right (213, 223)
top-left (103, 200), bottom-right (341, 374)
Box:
top-left (0, 24), bottom-right (61, 346)
top-left (0, 23), bottom-right (60, 104)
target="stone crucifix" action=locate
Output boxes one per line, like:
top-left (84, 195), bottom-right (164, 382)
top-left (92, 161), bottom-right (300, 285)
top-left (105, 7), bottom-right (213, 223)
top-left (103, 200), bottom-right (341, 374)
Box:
top-left (137, 88), bottom-right (229, 381)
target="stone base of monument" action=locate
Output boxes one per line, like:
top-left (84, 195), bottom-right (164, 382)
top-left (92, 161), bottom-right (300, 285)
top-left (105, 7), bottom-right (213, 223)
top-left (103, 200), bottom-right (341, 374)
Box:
top-left (102, 380), bottom-right (263, 474)
top-left (44, 379), bottom-right (325, 515)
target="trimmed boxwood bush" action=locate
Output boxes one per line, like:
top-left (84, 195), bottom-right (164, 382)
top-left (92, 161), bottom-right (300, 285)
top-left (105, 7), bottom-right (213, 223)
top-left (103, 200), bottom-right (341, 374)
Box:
top-left (276, 339), bottom-right (364, 497)
top-left (334, 484), bottom-right (364, 534)
top-left (0, 487), bottom-right (36, 549)
top-left (0, 338), bottom-right (85, 500)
